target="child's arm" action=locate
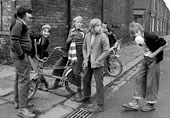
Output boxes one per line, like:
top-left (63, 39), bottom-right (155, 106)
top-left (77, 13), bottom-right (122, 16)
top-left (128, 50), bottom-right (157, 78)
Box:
top-left (149, 38), bottom-right (168, 58)
top-left (96, 35), bottom-right (110, 62)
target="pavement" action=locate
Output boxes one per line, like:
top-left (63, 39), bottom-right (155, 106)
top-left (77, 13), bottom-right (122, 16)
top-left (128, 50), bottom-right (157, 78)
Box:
top-left (0, 35), bottom-right (169, 118)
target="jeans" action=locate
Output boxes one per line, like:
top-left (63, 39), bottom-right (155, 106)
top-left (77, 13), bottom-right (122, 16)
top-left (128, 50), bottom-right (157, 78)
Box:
top-left (134, 56), bottom-right (160, 104)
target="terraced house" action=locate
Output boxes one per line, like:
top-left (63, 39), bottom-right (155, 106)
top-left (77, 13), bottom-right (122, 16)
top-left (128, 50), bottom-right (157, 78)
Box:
top-left (0, 0), bottom-right (135, 64)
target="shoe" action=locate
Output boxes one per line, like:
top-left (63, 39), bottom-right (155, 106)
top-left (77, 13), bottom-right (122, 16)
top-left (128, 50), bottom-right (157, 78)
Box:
top-left (122, 100), bottom-right (139, 110)
top-left (14, 102), bottom-right (35, 109)
top-left (86, 103), bottom-right (97, 109)
top-left (18, 108), bottom-right (36, 118)
top-left (14, 102), bottom-right (19, 109)
top-left (87, 105), bottom-right (104, 113)
top-left (141, 104), bottom-right (155, 112)
top-left (71, 92), bottom-right (82, 101)
top-left (76, 97), bottom-right (91, 103)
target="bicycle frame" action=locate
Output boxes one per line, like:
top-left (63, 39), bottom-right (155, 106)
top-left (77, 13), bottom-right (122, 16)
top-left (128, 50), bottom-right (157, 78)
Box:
top-left (29, 46), bottom-right (72, 88)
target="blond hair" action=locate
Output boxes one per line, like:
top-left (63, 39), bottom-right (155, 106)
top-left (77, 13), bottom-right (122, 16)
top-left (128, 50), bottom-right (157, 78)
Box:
top-left (129, 22), bottom-right (144, 33)
top-left (89, 18), bottom-right (101, 33)
top-left (72, 16), bottom-right (83, 27)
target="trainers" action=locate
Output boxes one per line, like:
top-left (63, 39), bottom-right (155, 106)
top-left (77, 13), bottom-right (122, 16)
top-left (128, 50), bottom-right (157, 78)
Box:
top-left (18, 108), bottom-right (36, 118)
top-left (76, 97), bottom-right (91, 103)
top-left (14, 102), bottom-right (19, 109)
top-left (122, 100), bottom-right (139, 110)
top-left (70, 92), bottom-right (82, 101)
top-left (141, 103), bottom-right (155, 112)
top-left (87, 105), bottom-right (104, 113)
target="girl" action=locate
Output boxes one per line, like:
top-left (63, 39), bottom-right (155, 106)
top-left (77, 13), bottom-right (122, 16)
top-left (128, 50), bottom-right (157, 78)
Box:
top-left (66, 16), bottom-right (85, 101)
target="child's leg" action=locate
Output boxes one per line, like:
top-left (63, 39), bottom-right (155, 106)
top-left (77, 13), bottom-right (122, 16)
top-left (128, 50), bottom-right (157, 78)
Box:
top-left (145, 59), bottom-right (160, 104)
top-left (134, 59), bottom-right (147, 100)
top-left (93, 67), bottom-right (104, 106)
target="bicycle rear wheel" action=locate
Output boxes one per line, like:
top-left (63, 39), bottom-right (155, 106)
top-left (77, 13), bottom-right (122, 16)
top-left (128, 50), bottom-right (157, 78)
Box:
top-left (106, 57), bottom-right (123, 77)
top-left (64, 67), bottom-right (77, 94)
top-left (28, 79), bottom-right (38, 100)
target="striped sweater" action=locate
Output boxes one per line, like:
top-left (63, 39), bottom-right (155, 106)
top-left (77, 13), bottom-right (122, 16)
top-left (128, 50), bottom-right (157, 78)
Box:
top-left (10, 19), bottom-right (32, 56)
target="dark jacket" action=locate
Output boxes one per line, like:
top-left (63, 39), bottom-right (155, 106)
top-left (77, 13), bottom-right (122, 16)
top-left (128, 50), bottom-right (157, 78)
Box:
top-left (10, 19), bottom-right (32, 56)
top-left (144, 32), bottom-right (166, 63)
top-left (30, 34), bottom-right (49, 59)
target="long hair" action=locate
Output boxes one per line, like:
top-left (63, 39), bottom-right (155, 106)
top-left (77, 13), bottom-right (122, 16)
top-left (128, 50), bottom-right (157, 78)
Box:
top-left (89, 18), bottom-right (101, 33)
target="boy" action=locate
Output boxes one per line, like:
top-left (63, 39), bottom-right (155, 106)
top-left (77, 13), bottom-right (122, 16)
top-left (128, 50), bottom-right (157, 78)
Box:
top-left (78, 18), bottom-right (110, 113)
top-left (122, 22), bottom-right (167, 112)
top-left (31, 24), bottom-right (51, 59)
top-left (10, 5), bottom-right (36, 117)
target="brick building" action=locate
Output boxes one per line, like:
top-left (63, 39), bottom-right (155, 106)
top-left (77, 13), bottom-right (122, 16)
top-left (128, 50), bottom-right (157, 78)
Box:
top-left (133, 0), bottom-right (170, 35)
top-left (0, 0), bottom-right (134, 64)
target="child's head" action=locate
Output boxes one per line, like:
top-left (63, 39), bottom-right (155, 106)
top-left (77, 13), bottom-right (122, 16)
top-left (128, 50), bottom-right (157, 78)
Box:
top-left (41, 24), bottom-right (51, 38)
top-left (102, 23), bottom-right (108, 33)
top-left (89, 18), bottom-right (102, 34)
top-left (72, 16), bottom-right (83, 29)
top-left (129, 22), bottom-right (144, 38)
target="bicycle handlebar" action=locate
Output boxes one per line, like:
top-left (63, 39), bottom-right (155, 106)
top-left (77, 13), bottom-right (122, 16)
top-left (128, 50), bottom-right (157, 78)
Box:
top-left (35, 46), bottom-right (65, 63)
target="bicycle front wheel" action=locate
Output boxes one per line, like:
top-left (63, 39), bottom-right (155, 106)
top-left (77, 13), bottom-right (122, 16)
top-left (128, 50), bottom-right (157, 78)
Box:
top-left (106, 57), bottom-right (123, 77)
top-left (28, 79), bottom-right (38, 100)
top-left (64, 67), bottom-right (77, 94)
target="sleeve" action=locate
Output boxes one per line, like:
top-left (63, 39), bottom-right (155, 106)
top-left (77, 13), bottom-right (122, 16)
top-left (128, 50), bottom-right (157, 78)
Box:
top-left (157, 37), bottom-right (166, 47)
top-left (10, 21), bottom-right (23, 56)
top-left (96, 35), bottom-right (110, 62)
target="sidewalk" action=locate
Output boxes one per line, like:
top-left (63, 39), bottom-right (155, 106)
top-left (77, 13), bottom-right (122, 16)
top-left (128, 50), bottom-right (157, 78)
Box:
top-left (0, 35), bottom-right (169, 118)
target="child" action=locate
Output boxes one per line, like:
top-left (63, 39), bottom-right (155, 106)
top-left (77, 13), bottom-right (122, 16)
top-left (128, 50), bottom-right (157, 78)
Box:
top-left (77, 18), bottom-right (110, 113)
top-left (10, 5), bottom-right (36, 117)
top-left (30, 24), bottom-right (51, 90)
top-left (66, 16), bottom-right (85, 101)
top-left (31, 24), bottom-right (51, 59)
top-left (122, 22), bottom-right (167, 112)
top-left (102, 22), bottom-right (119, 52)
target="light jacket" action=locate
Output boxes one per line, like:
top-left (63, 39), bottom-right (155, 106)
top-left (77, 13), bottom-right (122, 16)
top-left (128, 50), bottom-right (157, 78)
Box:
top-left (83, 32), bottom-right (110, 68)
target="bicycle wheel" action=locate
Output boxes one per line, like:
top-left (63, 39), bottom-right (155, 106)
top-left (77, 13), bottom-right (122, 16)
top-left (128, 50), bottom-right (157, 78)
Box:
top-left (28, 79), bottom-right (38, 100)
top-left (64, 67), bottom-right (77, 94)
top-left (106, 57), bottom-right (123, 77)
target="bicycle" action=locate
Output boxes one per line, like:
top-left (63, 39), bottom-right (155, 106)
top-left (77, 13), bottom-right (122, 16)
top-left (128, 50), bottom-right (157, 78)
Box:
top-left (105, 41), bottom-right (123, 77)
top-left (28, 46), bottom-right (77, 99)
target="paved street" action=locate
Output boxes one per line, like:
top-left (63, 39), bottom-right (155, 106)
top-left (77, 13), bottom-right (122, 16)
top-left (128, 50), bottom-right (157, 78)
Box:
top-left (90, 35), bottom-right (170, 118)
top-left (0, 35), bottom-right (169, 118)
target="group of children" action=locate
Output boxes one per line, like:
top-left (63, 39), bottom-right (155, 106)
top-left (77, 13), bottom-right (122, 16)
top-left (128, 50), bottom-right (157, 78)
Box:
top-left (10, 5), bottom-right (168, 118)
top-left (31, 16), bottom-right (119, 113)
top-left (10, 5), bottom-right (167, 116)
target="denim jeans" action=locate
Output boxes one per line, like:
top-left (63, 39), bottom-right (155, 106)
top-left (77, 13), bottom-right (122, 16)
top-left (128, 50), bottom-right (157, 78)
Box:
top-left (134, 56), bottom-right (160, 104)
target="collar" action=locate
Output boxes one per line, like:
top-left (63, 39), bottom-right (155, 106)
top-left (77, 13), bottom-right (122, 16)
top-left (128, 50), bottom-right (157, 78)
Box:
top-left (17, 17), bottom-right (26, 25)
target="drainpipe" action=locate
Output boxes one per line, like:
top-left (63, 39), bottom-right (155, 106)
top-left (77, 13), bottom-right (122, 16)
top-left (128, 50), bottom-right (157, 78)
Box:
top-left (67, 0), bottom-right (71, 34)
top-left (1, 1), bottom-right (2, 31)
top-left (101, 0), bottom-right (104, 22)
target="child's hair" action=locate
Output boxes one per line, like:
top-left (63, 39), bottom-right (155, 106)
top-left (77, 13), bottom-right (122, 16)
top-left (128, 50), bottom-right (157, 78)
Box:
top-left (41, 24), bottom-right (51, 32)
top-left (15, 5), bottom-right (32, 19)
top-left (129, 22), bottom-right (144, 33)
top-left (89, 18), bottom-right (101, 33)
top-left (72, 16), bottom-right (83, 27)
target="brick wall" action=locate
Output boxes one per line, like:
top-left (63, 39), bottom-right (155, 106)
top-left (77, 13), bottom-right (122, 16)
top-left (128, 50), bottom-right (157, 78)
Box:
top-left (0, 0), bottom-right (134, 65)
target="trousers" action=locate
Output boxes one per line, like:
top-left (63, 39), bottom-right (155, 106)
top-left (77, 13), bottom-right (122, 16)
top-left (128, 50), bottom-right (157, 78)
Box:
top-left (10, 51), bottom-right (30, 109)
top-left (134, 56), bottom-right (160, 103)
